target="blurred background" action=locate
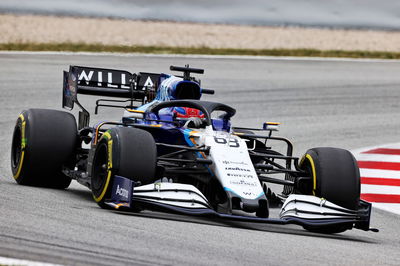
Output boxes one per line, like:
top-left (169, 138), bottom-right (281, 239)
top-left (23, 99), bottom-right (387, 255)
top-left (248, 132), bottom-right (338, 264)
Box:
top-left (1, 0), bottom-right (400, 29)
top-left (1, 0), bottom-right (400, 54)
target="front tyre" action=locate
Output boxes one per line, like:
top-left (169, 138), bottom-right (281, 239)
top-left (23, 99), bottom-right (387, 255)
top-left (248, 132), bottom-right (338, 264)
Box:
top-left (91, 127), bottom-right (157, 208)
top-left (299, 147), bottom-right (360, 233)
top-left (11, 109), bottom-right (77, 189)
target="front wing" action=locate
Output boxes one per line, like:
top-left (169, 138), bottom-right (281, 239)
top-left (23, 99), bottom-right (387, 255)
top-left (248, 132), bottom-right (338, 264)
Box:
top-left (104, 175), bottom-right (377, 232)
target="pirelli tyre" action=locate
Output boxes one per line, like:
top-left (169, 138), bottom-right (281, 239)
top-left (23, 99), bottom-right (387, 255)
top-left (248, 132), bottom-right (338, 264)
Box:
top-left (299, 147), bottom-right (361, 234)
top-left (11, 109), bottom-right (77, 189)
top-left (91, 127), bottom-right (157, 208)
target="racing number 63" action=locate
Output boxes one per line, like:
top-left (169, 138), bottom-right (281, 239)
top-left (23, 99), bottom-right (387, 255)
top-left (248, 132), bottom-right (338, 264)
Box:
top-left (213, 136), bottom-right (239, 148)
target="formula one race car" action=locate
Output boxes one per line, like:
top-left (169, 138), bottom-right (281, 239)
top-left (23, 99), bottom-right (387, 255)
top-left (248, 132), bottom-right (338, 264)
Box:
top-left (11, 64), bottom-right (376, 234)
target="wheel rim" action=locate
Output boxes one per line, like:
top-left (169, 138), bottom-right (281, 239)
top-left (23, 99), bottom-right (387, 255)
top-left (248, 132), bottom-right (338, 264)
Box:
top-left (298, 156), bottom-right (315, 195)
top-left (92, 142), bottom-right (109, 197)
top-left (11, 125), bottom-right (22, 170)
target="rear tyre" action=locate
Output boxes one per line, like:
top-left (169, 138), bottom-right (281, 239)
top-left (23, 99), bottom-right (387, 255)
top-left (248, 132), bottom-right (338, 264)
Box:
top-left (11, 109), bottom-right (77, 189)
top-left (299, 147), bottom-right (360, 233)
top-left (91, 127), bottom-right (157, 208)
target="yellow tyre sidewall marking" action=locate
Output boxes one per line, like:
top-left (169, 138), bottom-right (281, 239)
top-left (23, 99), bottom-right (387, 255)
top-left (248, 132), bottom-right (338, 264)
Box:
top-left (300, 154), bottom-right (317, 196)
top-left (14, 114), bottom-right (26, 180)
top-left (305, 154), bottom-right (317, 196)
top-left (93, 132), bottom-right (113, 202)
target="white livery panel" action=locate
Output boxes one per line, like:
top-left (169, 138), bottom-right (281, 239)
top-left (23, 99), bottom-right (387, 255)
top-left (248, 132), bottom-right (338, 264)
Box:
top-left (202, 131), bottom-right (264, 200)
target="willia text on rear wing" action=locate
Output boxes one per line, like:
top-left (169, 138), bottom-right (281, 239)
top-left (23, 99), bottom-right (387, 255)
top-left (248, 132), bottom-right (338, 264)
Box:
top-left (75, 65), bottom-right (160, 91)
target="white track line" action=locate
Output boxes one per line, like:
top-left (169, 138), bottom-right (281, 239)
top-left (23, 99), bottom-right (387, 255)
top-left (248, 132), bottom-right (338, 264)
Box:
top-left (372, 203), bottom-right (400, 215)
top-left (357, 153), bottom-right (400, 163)
top-left (0, 256), bottom-right (62, 266)
top-left (360, 168), bottom-right (400, 179)
top-left (361, 184), bottom-right (400, 194)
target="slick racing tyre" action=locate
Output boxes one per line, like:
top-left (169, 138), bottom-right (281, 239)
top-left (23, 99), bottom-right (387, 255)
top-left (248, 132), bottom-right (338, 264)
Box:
top-left (91, 127), bottom-right (157, 208)
top-left (299, 147), bottom-right (360, 234)
top-left (11, 109), bottom-right (77, 189)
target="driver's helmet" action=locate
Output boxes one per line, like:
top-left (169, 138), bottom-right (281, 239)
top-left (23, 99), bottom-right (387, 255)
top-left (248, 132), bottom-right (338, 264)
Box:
top-left (173, 107), bottom-right (205, 119)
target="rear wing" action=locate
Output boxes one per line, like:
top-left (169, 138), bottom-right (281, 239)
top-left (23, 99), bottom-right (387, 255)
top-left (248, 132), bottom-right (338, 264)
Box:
top-left (62, 65), bottom-right (160, 109)
top-left (62, 65), bottom-right (161, 129)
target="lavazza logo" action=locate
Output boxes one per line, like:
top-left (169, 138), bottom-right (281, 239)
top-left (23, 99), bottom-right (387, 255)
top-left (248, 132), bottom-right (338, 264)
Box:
top-left (116, 185), bottom-right (129, 199)
top-left (230, 180), bottom-right (257, 187)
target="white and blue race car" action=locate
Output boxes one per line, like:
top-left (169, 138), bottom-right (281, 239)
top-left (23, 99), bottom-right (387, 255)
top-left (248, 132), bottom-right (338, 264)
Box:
top-left (10, 65), bottom-right (376, 234)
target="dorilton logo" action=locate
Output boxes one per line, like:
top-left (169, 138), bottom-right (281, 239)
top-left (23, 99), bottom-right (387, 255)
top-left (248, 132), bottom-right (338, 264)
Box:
top-left (222, 160), bottom-right (248, 166)
top-left (116, 185), bottom-right (129, 199)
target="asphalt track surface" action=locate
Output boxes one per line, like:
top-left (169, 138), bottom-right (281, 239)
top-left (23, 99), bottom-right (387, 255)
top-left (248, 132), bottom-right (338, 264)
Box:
top-left (1, 52), bottom-right (400, 265)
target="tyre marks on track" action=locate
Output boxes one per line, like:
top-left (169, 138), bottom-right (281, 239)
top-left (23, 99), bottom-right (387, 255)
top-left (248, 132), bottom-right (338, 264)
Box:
top-left (353, 144), bottom-right (400, 215)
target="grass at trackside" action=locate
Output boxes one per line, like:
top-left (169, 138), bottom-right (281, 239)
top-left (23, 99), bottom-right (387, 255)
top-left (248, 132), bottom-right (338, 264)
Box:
top-left (1, 43), bottom-right (400, 59)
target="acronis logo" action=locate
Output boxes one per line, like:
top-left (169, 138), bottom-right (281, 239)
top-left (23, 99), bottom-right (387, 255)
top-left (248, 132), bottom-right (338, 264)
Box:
top-left (116, 185), bottom-right (129, 199)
